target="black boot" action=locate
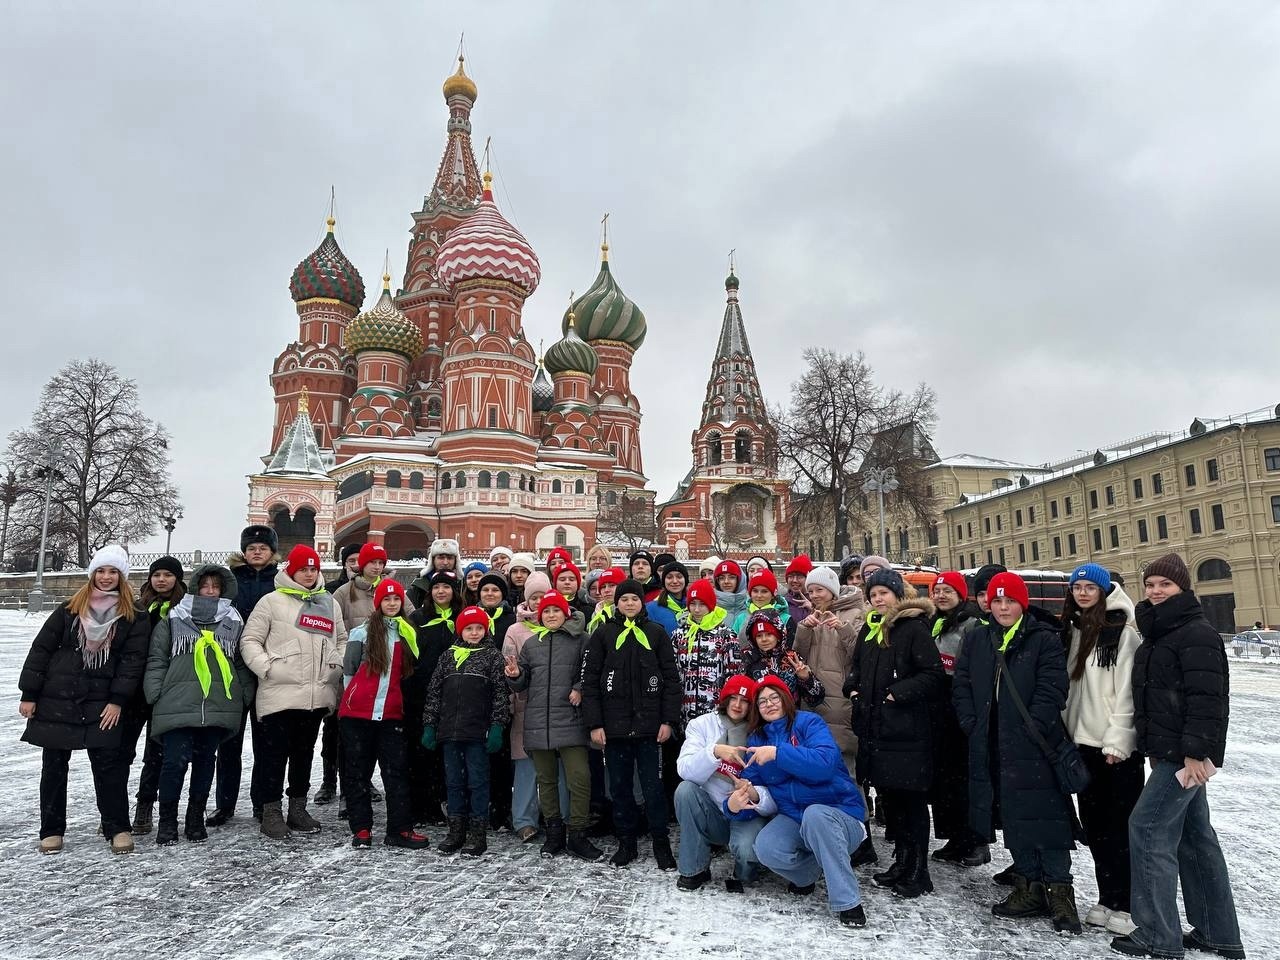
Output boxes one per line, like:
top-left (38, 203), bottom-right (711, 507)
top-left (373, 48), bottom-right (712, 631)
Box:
top-left (931, 837), bottom-right (966, 862)
top-left (677, 869), bottom-right (712, 891)
top-left (838, 905), bottom-right (868, 927)
top-left (155, 802), bottom-right (180, 846)
top-left (1046, 882), bottom-right (1082, 934)
top-left (873, 843), bottom-right (908, 887)
top-left (460, 817), bottom-right (487, 856)
top-left (541, 818), bottom-right (567, 858)
top-left (892, 844), bottom-right (934, 898)
top-left (851, 832), bottom-right (878, 867)
top-left (992, 876), bottom-right (1049, 919)
top-left (437, 816), bottom-right (467, 855)
top-left (184, 796), bottom-right (209, 842)
top-left (652, 835), bottom-right (676, 871)
top-left (610, 836), bottom-right (638, 867)
top-left (567, 829), bottom-right (604, 862)
top-left (992, 863), bottom-right (1021, 886)
top-left (131, 800), bottom-right (154, 836)
top-left (313, 783), bottom-right (337, 805)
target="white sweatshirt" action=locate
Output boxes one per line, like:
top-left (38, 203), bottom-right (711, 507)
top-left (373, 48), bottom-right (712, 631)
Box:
top-left (1063, 584), bottom-right (1141, 760)
top-left (677, 710), bottom-right (772, 809)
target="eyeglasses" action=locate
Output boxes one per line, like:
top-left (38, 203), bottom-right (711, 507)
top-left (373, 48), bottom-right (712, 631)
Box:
top-left (757, 694), bottom-right (783, 706)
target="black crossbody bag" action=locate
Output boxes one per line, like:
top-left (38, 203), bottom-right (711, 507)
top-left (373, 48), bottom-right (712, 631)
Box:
top-left (996, 653), bottom-right (1091, 795)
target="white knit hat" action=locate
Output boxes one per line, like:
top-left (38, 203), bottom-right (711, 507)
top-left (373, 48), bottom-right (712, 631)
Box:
top-left (508, 552), bottom-right (537, 574)
top-left (87, 544), bottom-right (130, 579)
top-left (489, 546), bottom-right (514, 562)
top-left (805, 566), bottom-right (840, 598)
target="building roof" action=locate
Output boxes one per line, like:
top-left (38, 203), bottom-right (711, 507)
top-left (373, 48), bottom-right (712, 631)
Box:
top-left (345, 275), bottom-right (423, 360)
top-left (425, 57), bottom-right (482, 213)
top-left (435, 172), bottom-right (540, 294)
top-left (699, 271), bottom-right (766, 427)
top-left (532, 361), bottom-right (554, 412)
top-left (932, 453), bottom-right (1047, 471)
top-left (289, 217), bottom-right (365, 309)
top-left (545, 314), bottom-right (599, 377)
top-left (564, 243), bottom-right (646, 348)
top-left (265, 394), bottom-right (329, 477)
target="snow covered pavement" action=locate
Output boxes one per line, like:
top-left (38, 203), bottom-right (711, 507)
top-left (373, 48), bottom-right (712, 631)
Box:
top-left (0, 610), bottom-right (1275, 959)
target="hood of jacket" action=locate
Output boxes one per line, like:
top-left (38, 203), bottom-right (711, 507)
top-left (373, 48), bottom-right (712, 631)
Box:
top-left (831, 591), bottom-right (865, 615)
top-left (1106, 583), bottom-right (1137, 622)
top-left (187, 563), bottom-right (238, 602)
top-left (882, 595), bottom-right (935, 628)
top-left (228, 551), bottom-right (282, 572)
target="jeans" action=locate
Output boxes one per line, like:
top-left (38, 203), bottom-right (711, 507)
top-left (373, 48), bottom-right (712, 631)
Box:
top-left (441, 740), bottom-right (489, 820)
top-left (531, 746), bottom-right (589, 830)
top-left (40, 746), bottom-right (131, 839)
top-left (1010, 845), bottom-right (1072, 884)
top-left (214, 704), bottom-right (264, 814)
top-left (754, 805), bottom-right (866, 912)
top-left (1077, 745), bottom-right (1144, 911)
top-left (158, 728), bottom-right (223, 807)
top-left (1129, 760), bottom-right (1243, 957)
top-left (256, 708), bottom-right (325, 803)
top-left (120, 710), bottom-right (163, 806)
top-left (340, 717), bottom-right (411, 835)
top-left (605, 738), bottom-right (667, 838)
top-left (674, 780), bottom-right (766, 881)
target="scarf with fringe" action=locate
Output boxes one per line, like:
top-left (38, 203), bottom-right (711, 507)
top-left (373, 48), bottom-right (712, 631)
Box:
top-left (78, 589), bottom-right (123, 669)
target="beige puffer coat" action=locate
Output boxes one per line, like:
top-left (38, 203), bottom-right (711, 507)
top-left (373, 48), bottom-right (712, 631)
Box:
top-left (241, 571), bottom-right (347, 719)
top-left (794, 591), bottom-right (864, 770)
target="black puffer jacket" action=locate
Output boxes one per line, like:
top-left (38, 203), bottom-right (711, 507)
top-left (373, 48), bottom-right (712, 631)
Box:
top-left (230, 553), bottom-right (279, 620)
top-left (1133, 591), bottom-right (1229, 767)
top-left (422, 643), bottom-right (509, 742)
top-left (843, 598), bottom-right (945, 791)
top-left (953, 608), bottom-right (1074, 851)
top-left (582, 607), bottom-right (682, 739)
top-left (19, 603), bottom-right (150, 750)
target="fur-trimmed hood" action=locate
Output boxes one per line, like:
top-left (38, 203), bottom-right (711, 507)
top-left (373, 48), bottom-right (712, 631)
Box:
top-left (227, 551), bottom-right (282, 571)
top-left (883, 595), bottom-right (936, 626)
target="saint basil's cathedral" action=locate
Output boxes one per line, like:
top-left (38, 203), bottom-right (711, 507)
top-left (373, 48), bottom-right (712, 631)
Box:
top-left (246, 57), bottom-right (790, 562)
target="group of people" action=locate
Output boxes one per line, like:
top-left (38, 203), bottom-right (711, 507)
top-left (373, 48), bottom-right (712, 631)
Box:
top-left (16, 532), bottom-right (1246, 956)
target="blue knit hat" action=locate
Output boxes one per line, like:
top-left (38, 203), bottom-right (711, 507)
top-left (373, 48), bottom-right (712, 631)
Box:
top-left (464, 560), bottom-right (490, 577)
top-left (1069, 563), bottom-right (1111, 593)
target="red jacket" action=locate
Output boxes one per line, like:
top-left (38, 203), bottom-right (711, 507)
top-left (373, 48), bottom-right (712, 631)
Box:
top-left (338, 619), bottom-right (419, 722)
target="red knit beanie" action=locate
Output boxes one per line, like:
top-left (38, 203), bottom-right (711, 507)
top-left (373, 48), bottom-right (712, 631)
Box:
top-left (374, 578), bottom-right (406, 610)
top-left (933, 571), bottom-right (968, 602)
top-left (358, 542), bottom-right (388, 570)
top-left (714, 559), bottom-right (743, 585)
top-left (285, 544), bottom-right (321, 579)
top-left (785, 554), bottom-right (814, 577)
top-left (755, 674), bottom-right (793, 704)
top-left (748, 569), bottom-right (779, 597)
top-left (686, 578), bottom-right (717, 611)
top-left (537, 592), bottom-right (570, 622)
top-left (719, 674), bottom-right (758, 705)
top-left (597, 566), bottom-right (626, 588)
top-left (551, 561), bottom-right (582, 589)
top-left (987, 572), bottom-right (1029, 611)
top-left (455, 605), bottom-right (490, 636)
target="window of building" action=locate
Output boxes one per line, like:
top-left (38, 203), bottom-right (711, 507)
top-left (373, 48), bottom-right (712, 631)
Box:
top-left (1028, 506), bottom-right (1035, 525)
top-left (707, 433), bottom-right (722, 466)
top-left (1197, 558), bottom-right (1231, 582)
top-left (1137, 518), bottom-right (1148, 543)
top-left (734, 431), bottom-right (751, 463)
top-left (956, 524), bottom-right (963, 541)
top-left (987, 550), bottom-right (993, 564)
top-left (574, 479), bottom-right (585, 495)
top-left (454, 471), bottom-right (466, 489)
top-left (1105, 486), bottom-right (1115, 507)
top-left (478, 470), bottom-right (491, 489)
top-left (1272, 495), bottom-right (1280, 523)
top-left (1211, 503), bottom-right (1224, 531)
top-left (1092, 528), bottom-right (1102, 551)
top-left (1266, 448), bottom-right (1280, 472)
top-left (1109, 525), bottom-right (1120, 549)
top-left (928, 523), bottom-right (939, 547)
top-left (1050, 499), bottom-right (1059, 519)
top-left (554, 526), bottom-right (567, 547)
top-left (1207, 458), bottom-right (1219, 482)
top-left (1089, 489), bottom-right (1099, 510)
top-left (551, 479), bottom-right (562, 493)
top-left (1157, 514), bottom-right (1167, 539)
top-left (983, 517), bottom-right (991, 534)
top-left (926, 483), bottom-right (934, 498)
top-left (899, 529), bottom-right (909, 551)
top-left (1018, 543), bottom-right (1026, 564)
top-left (1152, 472), bottom-right (1163, 494)
top-left (970, 552), bottom-right (976, 567)
top-left (1133, 477), bottom-right (1143, 500)
top-left (1031, 541), bottom-right (1039, 562)
top-left (1185, 464), bottom-right (1197, 488)
top-left (996, 515), bottom-right (1003, 531)
top-left (998, 546), bottom-right (1006, 565)
top-left (1015, 509), bottom-right (1023, 528)
top-left (1068, 533), bottom-right (1077, 555)
top-left (967, 521), bottom-right (973, 538)
top-left (441, 471), bottom-right (452, 490)
top-left (486, 407), bottom-right (498, 428)
top-left (1053, 536), bottom-right (1062, 558)
top-left (864, 535), bottom-right (874, 555)
top-left (404, 471), bottom-right (421, 490)
top-left (1189, 508), bottom-right (1202, 535)
top-left (1065, 496), bottom-right (1073, 516)
top-left (496, 471), bottom-right (510, 490)
top-left (386, 469), bottom-right (402, 488)
top-left (606, 491), bottom-right (617, 506)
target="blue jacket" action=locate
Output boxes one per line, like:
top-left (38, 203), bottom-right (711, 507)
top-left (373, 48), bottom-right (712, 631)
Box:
top-left (729, 711), bottom-right (866, 824)
top-left (645, 593), bottom-right (685, 636)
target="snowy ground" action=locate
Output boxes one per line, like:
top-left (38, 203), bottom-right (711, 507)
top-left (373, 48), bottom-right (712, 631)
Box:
top-left (0, 609), bottom-right (1275, 960)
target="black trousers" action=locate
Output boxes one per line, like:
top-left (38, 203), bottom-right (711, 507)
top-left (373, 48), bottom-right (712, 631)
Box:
top-left (660, 733), bottom-right (684, 816)
top-left (930, 705), bottom-right (973, 842)
top-left (256, 709), bottom-right (326, 803)
top-left (605, 738), bottom-right (667, 839)
top-left (488, 726), bottom-right (513, 827)
top-left (120, 710), bottom-right (164, 806)
top-left (339, 717), bottom-right (411, 836)
top-left (404, 712), bottom-right (446, 821)
top-left (881, 786), bottom-right (931, 851)
top-left (214, 704), bottom-right (264, 814)
top-left (40, 746), bottom-right (130, 839)
top-left (1078, 745), bottom-right (1145, 911)
top-left (320, 712), bottom-right (340, 789)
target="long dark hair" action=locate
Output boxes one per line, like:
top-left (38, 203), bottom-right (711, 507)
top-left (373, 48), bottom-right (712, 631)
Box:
top-left (140, 578), bottom-right (187, 609)
top-left (1061, 593), bottom-right (1109, 682)
top-left (749, 684), bottom-right (797, 734)
top-left (364, 612), bottom-right (414, 679)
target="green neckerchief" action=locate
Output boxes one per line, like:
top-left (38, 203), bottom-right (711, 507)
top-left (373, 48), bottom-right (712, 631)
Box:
top-left (998, 617), bottom-right (1023, 653)
top-left (426, 605), bottom-right (455, 633)
top-left (449, 643), bottom-right (480, 668)
top-left (663, 594), bottom-right (684, 613)
top-left (684, 606), bottom-right (728, 653)
top-left (864, 610), bottom-right (886, 647)
top-left (589, 604), bottom-right (614, 631)
top-left (277, 586), bottom-right (327, 601)
top-left (746, 600), bottom-right (776, 616)
top-left (149, 600), bottom-right (172, 617)
top-left (615, 619), bottom-right (651, 651)
top-left (387, 616), bottom-right (420, 658)
top-left (193, 629), bottom-right (235, 701)
top-left (484, 605), bottom-right (505, 634)
top-left (931, 616), bottom-right (945, 639)
top-left (525, 623), bottom-right (552, 642)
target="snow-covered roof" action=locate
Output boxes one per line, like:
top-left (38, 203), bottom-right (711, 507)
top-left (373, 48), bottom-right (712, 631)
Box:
top-left (932, 453), bottom-right (1047, 471)
top-left (264, 410), bottom-right (328, 477)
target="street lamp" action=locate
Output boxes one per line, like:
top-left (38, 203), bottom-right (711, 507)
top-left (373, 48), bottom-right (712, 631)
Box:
top-left (861, 467), bottom-right (898, 558)
top-left (27, 437), bottom-right (64, 614)
top-left (161, 510), bottom-right (183, 555)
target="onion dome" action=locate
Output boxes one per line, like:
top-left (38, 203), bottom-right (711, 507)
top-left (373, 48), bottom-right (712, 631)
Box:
top-left (564, 242), bottom-right (646, 348)
top-left (442, 55), bottom-right (477, 103)
top-left (436, 172), bottom-right (540, 294)
top-left (726, 271), bottom-right (740, 292)
top-left (545, 312), bottom-right (599, 377)
top-left (344, 274), bottom-right (423, 360)
top-left (532, 360), bottom-right (554, 412)
top-left (289, 217), bottom-right (366, 309)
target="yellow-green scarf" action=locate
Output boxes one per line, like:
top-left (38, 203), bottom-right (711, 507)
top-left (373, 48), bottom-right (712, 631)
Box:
top-left (615, 619), bottom-right (651, 651)
top-left (388, 616), bottom-right (420, 658)
top-left (426, 605), bottom-right (455, 633)
top-left (525, 623), bottom-right (551, 642)
top-left (998, 617), bottom-right (1022, 653)
top-left (449, 644), bottom-right (479, 668)
top-left (684, 606), bottom-right (728, 653)
top-left (149, 600), bottom-right (171, 617)
top-left (589, 604), bottom-right (614, 632)
top-left (931, 616), bottom-right (945, 639)
top-left (864, 610), bottom-right (886, 647)
top-left (193, 629), bottom-right (234, 701)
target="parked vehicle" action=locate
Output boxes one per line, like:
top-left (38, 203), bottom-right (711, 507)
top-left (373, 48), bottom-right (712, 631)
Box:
top-left (960, 567), bottom-right (1071, 618)
top-left (1229, 630), bottom-right (1277, 659)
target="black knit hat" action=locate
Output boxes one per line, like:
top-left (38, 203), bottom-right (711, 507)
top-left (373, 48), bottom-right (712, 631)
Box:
top-left (615, 578), bottom-right (646, 604)
top-left (428, 569), bottom-right (461, 596)
top-left (865, 568), bottom-right (906, 600)
top-left (1143, 553), bottom-right (1191, 592)
top-left (660, 560), bottom-right (689, 583)
top-left (654, 552), bottom-right (676, 572)
top-left (477, 572), bottom-right (509, 601)
top-left (149, 556), bottom-right (184, 580)
top-left (972, 564), bottom-right (1007, 596)
top-left (339, 543), bottom-right (362, 563)
top-left (240, 524), bottom-right (279, 553)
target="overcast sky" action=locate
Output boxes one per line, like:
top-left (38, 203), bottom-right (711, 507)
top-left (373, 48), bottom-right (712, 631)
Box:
top-left (3, 2), bottom-right (1279, 554)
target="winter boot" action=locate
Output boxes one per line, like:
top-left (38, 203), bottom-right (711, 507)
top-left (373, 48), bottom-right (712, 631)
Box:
top-left (992, 876), bottom-right (1049, 919)
top-left (110, 831), bottom-right (135, 854)
top-left (838, 905), bottom-right (868, 927)
top-left (131, 800), bottom-right (154, 836)
top-left (437, 816), bottom-right (468, 855)
top-left (460, 817), bottom-right (488, 856)
top-left (960, 842), bottom-right (992, 867)
top-left (286, 796), bottom-right (322, 834)
top-left (851, 832), bottom-right (878, 867)
top-left (586, 807), bottom-right (614, 839)
top-left (385, 830), bottom-right (431, 850)
top-left (541, 818), bottom-right (567, 858)
top-left (931, 837), bottom-right (964, 862)
top-left (337, 796), bottom-right (348, 820)
top-left (184, 796), bottom-right (209, 842)
top-left (676, 869), bottom-right (712, 891)
top-left (992, 862), bottom-right (1021, 886)
top-left (1046, 882), bottom-right (1083, 934)
top-left (351, 829), bottom-right (372, 849)
top-left (1183, 929), bottom-right (1247, 959)
top-left (873, 843), bottom-right (909, 887)
top-left (313, 783), bottom-right (337, 805)
top-left (892, 844), bottom-right (934, 899)
top-left (39, 835), bottom-right (63, 855)
top-left (260, 801), bottom-right (290, 840)
top-left (652, 835), bottom-right (676, 871)
top-left (205, 808), bottom-right (232, 828)
top-left (610, 836), bottom-right (638, 867)
top-left (156, 802), bottom-right (180, 846)
top-left (567, 829), bottom-right (604, 863)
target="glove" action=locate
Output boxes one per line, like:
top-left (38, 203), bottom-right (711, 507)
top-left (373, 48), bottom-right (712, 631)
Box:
top-left (420, 725), bottom-right (437, 751)
top-left (485, 723), bottom-right (504, 754)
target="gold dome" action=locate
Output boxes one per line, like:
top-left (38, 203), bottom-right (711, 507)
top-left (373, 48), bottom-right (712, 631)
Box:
top-left (442, 56), bottom-right (477, 102)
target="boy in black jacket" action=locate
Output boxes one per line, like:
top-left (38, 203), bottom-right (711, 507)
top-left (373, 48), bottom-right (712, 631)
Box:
top-left (582, 579), bottom-right (682, 869)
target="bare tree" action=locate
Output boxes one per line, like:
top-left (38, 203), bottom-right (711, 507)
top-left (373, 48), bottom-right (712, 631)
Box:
top-left (596, 489), bottom-right (657, 553)
top-left (773, 349), bottom-right (936, 560)
top-left (698, 494), bottom-right (730, 558)
top-left (0, 467), bottom-right (20, 569)
top-left (5, 359), bottom-right (181, 566)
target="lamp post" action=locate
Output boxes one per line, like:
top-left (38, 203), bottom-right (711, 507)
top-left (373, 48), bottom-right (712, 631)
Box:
top-left (27, 438), bottom-right (64, 614)
top-left (861, 467), bottom-right (898, 558)
top-left (161, 510), bottom-right (182, 555)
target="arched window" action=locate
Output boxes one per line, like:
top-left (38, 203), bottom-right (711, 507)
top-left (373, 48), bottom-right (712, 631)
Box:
top-left (1196, 558), bottom-right (1232, 582)
top-left (455, 471), bottom-right (466, 489)
top-left (606, 491), bottom-right (618, 506)
top-left (496, 471), bottom-right (510, 489)
top-left (478, 470), bottom-right (491, 489)
top-left (409, 471), bottom-right (424, 490)
top-left (734, 431), bottom-right (752, 463)
top-left (574, 479), bottom-right (585, 495)
top-left (386, 469), bottom-right (402, 488)
top-left (552, 479), bottom-right (562, 494)
top-left (426, 396), bottom-right (441, 418)
top-left (338, 472), bottom-right (374, 501)
top-left (440, 471), bottom-right (452, 490)
top-left (707, 432), bottom-right (722, 466)
top-left (555, 526), bottom-right (568, 547)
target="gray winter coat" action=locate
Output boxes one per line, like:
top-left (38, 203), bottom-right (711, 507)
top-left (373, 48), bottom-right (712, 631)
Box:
top-left (508, 611), bottom-right (588, 752)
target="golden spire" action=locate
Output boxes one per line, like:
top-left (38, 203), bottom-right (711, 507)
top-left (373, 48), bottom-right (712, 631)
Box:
top-left (566, 290), bottom-right (576, 327)
top-left (538, 338), bottom-right (545, 365)
top-left (382, 248), bottom-right (391, 291)
top-left (442, 52), bottom-right (478, 102)
top-left (326, 186), bottom-right (335, 233)
top-left (298, 386), bottom-right (310, 415)
top-left (600, 212), bottom-right (610, 261)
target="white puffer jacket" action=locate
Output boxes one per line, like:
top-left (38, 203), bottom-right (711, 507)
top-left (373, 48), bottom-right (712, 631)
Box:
top-left (1063, 584), bottom-right (1140, 759)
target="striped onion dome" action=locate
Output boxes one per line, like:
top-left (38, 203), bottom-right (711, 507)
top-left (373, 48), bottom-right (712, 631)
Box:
top-left (563, 243), bottom-right (646, 348)
top-left (344, 275), bottom-right (423, 360)
top-left (289, 217), bottom-right (366, 309)
top-left (435, 173), bottom-right (540, 294)
top-left (544, 314), bottom-right (599, 377)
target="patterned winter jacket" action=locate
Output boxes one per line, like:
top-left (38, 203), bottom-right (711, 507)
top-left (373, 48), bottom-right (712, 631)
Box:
top-left (670, 607), bottom-right (741, 728)
top-left (422, 641), bottom-right (510, 742)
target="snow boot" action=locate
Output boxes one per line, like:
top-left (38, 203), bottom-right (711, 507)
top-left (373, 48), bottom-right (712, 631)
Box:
top-left (677, 869), bottom-right (712, 891)
top-left (205, 808), bottom-right (232, 828)
top-left (460, 818), bottom-right (487, 856)
top-left (541, 818), bottom-right (567, 858)
top-left (39, 835), bottom-right (63, 855)
top-left (992, 862), bottom-right (1021, 886)
top-left (1047, 882), bottom-right (1083, 934)
top-left (385, 830), bottom-right (431, 850)
top-left (851, 832), bottom-right (878, 867)
top-left (437, 816), bottom-right (467, 855)
top-left (992, 876), bottom-right (1049, 919)
top-left (960, 842), bottom-right (992, 867)
top-left (586, 808), bottom-right (614, 838)
top-left (652, 835), bottom-right (676, 871)
top-left (567, 829), bottom-right (604, 863)
top-left (313, 782), bottom-right (337, 805)
top-left (156, 803), bottom-right (180, 846)
top-left (131, 800), bottom-right (154, 836)
top-left (838, 905), bottom-right (868, 928)
top-left (873, 843), bottom-right (908, 887)
top-left (110, 831), bottom-right (134, 854)
top-left (184, 796), bottom-right (209, 842)
top-left (286, 796), bottom-right (322, 834)
top-left (931, 837), bottom-right (964, 862)
top-left (892, 844), bottom-right (934, 899)
top-left (351, 829), bottom-right (372, 849)
top-left (260, 801), bottom-right (290, 840)
top-left (610, 836), bottom-right (638, 867)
